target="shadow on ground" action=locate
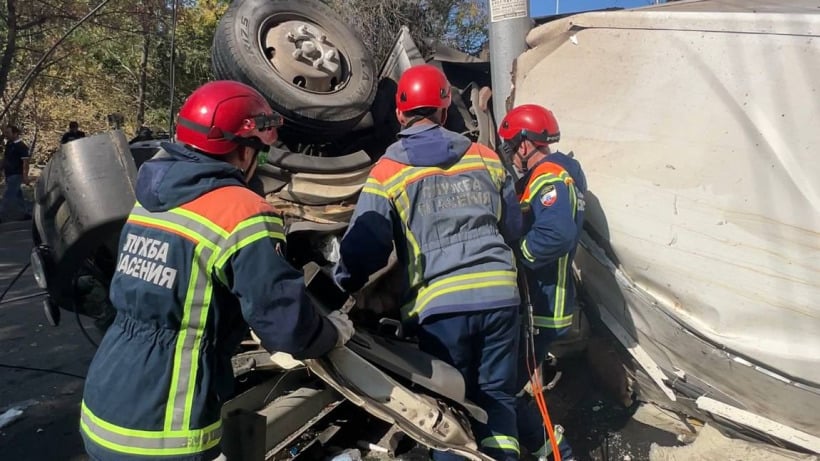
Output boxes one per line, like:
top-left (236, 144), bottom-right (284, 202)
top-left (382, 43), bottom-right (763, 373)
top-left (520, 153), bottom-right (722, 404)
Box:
top-left (546, 357), bottom-right (680, 461)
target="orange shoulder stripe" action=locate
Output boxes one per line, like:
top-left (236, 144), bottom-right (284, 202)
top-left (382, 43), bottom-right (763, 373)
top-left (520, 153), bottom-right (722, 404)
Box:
top-left (467, 143), bottom-right (501, 161)
top-left (519, 161), bottom-right (572, 203)
top-left (403, 164), bottom-right (486, 188)
top-left (180, 185), bottom-right (275, 233)
top-left (369, 158), bottom-right (408, 184)
top-left (529, 161), bottom-right (567, 178)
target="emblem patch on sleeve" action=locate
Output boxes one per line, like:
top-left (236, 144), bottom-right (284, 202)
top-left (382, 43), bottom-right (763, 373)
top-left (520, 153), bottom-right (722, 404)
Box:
top-left (540, 185), bottom-right (558, 207)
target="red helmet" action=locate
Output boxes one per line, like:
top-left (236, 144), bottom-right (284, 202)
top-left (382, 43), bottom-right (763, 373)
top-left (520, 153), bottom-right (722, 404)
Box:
top-left (498, 104), bottom-right (560, 148)
top-left (175, 80), bottom-right (283, 155)
top-left (395, 64), bottom-right (452, 112)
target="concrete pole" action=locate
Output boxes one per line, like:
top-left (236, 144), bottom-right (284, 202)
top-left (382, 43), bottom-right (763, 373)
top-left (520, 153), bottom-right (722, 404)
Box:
top-left (486, 0), bottom-right (533, 121)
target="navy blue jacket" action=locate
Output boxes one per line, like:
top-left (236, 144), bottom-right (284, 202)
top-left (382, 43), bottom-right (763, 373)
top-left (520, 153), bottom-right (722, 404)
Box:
top-left (3, 139), bottom-right (29, 176)
top-left (335, 124), bottom-right (523, 324)
top-left (517, 152), bottom-right (587, 330)
top-left (81, 143), bottom-right (338, 461)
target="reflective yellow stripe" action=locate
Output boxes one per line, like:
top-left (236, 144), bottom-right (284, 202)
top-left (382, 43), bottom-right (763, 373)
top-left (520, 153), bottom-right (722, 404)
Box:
top-left (383, 158), bottom-right (490, 195)
top-left (534, 430), bottom-right (565, 457)
top-left (130, 207), bottom-right (224, 432)
top-left (81, 401), bottom-right (221, 456)
top-left (126, 206), bottom-right (287, 437)
top-left (480, 435), bottom-right (520, 454)
top-left (393, 190), bottom-right (424, 287)
top-left (233, 214), bottom-right (285, 235)
top-left (533, 314), bottom-right (574, 329)
top-left (164, 248), bottom-right (203, 430)
top-left (464, 149), bottom-right (505, 190)
top-left (378, 149), bottom-right (514, 319)
top-left (362, 184), bottom-right (390, 199)
top-left (182, 246), bottom-right (218, 430)
top-left (521, 173), bottom-right (573, 205)
top-left (405, 270), bottom-right (518, 317)
top-left (521, 239), bottom-right (536, 263)
top-left (519, 167), bottom-right (580, 330)
top-left (362, 178), bottom-right (390, 199)
top-left (214, 215), bottom-right (286, 269)
top-left (554, 183), bottom-right (577, 322)
top-left (381, 158), bottom-right (486, 190)
top-left (554, 254), bottom-right (569, 321)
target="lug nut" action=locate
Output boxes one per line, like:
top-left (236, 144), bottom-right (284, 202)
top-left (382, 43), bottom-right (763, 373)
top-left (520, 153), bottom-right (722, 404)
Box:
top-left (302, 42), bottom-right (316, 54)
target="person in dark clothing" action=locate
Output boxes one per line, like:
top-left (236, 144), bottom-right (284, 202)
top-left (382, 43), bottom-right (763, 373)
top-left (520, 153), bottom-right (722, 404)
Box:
top-left (129, 125), bottom-right (155, 143)
top-left (60, 121), bottom-right (86, 144)
top-left (80, 81), bottom-right (355, 461)
top-left (335, 64), bottom-right (524, 461)
top-left (498, 104), bottom-right (587, 461)
top-left (1, 125), bottom-right (32, 220)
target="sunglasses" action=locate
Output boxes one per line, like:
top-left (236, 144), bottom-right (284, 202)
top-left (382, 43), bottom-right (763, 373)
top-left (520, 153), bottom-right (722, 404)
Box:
top-left (245, 113), bottom-right (284, 132)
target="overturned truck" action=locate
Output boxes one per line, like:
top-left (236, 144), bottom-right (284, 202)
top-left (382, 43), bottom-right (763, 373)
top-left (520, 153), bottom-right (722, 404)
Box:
top-left (29, 0), bottom-right (820, 459)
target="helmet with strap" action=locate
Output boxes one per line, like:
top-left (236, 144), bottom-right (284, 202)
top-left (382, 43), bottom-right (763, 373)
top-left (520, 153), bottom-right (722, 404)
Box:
top-left (498, 104), bottom-right (560, 167)
top-left (175, 80), bottom-right (283, 155)
top-left (395, 64), bottom-right (452, 113)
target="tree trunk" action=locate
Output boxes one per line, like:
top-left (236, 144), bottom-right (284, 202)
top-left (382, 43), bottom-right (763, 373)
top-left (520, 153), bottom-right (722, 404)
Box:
top-left (136, 26), bottom-right (151, 128)
top-left (0, 0), bottom-right (19, 100)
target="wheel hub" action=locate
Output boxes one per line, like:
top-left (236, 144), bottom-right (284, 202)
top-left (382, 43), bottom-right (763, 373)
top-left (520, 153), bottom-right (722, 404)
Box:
top-left (265, 20), bottom-right (344, 93)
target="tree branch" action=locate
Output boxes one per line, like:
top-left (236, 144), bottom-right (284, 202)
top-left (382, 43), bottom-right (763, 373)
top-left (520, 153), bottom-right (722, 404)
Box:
top-left (19, 16), bottom-right (51, 30)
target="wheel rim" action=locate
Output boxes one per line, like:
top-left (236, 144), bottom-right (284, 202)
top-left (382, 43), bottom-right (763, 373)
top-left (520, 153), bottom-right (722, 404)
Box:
top-left (262, 15), bottom-right (350, 94)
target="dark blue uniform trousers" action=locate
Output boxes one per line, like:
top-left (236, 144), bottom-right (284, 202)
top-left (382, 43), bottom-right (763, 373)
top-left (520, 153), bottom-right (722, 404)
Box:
top-left (417, 307), bottom-right (520, 461)
top-left (516, 326), bottom-right (575, 460)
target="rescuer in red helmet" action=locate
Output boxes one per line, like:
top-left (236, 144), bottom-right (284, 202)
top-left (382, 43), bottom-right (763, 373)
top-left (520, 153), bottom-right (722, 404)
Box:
top-left (499, 104), bottom-right (587, 461)
top-left (335, 64), bottom-right (524, 460)
top-left (80, 80), bottom-right (354, 461)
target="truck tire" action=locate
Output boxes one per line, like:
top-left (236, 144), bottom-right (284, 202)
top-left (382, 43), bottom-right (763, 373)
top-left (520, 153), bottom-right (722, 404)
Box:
top-left (212, 0), bottom-right (378, 138)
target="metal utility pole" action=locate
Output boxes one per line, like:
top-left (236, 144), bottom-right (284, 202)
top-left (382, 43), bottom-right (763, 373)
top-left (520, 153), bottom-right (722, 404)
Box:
top-left (486, 0), bottom-right (533, 122)
top-left (168, 0), bottom-right (179, 136)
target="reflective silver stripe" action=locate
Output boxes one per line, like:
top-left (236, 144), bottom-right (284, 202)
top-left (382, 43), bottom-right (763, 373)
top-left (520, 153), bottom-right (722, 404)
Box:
top-left (81, 403), bottom-right (221, 454)
top-left (174, 215), bottom-right (284, 429)
top-left (480, 435), bottom-right (521, 454)
top-left (168, 243), bottom-right (215, 431)
top-left (130, 205), bottom-right (224, 431)
top-left (215, 215), bottom-right (286, 268)
top-left (131, 205), bottom-right (226, 244)
top-left (130, 205), bottom-right (285, 432)
top-left (554, 182), bottom-right (578, 322)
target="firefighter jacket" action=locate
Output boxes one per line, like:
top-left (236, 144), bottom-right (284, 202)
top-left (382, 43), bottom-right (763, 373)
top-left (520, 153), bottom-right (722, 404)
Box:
top-left (334, 124), bottom-right (523, 324)
top-left (517, 152), bottom-right (587, 331)
top-left (80, 143), bottom-right (339, 461)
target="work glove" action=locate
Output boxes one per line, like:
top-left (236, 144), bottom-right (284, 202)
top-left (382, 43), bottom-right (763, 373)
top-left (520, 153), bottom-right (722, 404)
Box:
top-left (327, 310), bottom-right (355, 347)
